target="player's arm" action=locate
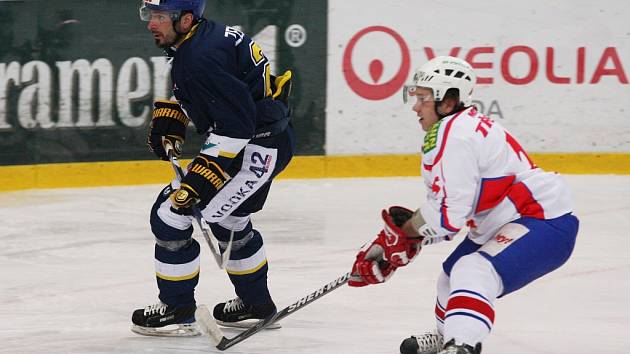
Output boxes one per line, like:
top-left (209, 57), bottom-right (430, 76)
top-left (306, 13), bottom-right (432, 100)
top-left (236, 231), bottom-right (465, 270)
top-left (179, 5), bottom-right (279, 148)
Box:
top-left (349, 206), bottom-right (423, 287)
top-left (183, 57), bottom-right (257, 138)
top-left (349, 137), bottom-right (482, 286)
top-left (420, 136), bottom-right (479, 240)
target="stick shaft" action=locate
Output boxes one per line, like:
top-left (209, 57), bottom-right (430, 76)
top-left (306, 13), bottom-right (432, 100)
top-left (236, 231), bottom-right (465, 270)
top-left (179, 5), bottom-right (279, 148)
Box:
top-left (208, 272), bottom-right (351, 350)
top-left (167, 151), bottom-right (223, 267)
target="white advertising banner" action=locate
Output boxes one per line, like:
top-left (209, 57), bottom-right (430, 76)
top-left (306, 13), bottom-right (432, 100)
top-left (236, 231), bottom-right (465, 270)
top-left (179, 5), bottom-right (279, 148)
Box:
top-left (327, 0), bottom-right (630, 154)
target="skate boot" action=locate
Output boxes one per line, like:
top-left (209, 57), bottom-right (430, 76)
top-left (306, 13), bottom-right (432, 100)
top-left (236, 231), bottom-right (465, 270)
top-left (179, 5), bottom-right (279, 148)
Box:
top-left (438, 339), bottom-right (482, 354)
top-left (213, 297), bottom-right (280, 329)
top-left (131, 301), bottom-right (200, 337)
top-left (400, 330), bottom-right (444, 354)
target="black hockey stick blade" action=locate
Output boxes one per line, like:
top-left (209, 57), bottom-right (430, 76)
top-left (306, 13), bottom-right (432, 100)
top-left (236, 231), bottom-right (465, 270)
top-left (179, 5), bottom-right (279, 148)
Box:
top-left (196, 272), bottom-right (351, 351)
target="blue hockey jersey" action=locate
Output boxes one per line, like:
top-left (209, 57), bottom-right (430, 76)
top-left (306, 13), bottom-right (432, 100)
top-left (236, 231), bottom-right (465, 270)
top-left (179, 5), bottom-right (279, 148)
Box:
top-left (168, 19), bottom-right (286, 152)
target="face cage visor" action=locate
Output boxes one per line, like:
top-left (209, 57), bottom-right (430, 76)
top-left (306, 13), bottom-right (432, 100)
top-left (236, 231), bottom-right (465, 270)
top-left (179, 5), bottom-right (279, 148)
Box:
top-left (139, 2), bottom-right (182, 22)
top-left (402, 85), bottom-right (436, 107)
top-left (402, 85), bottom-right (414, 104)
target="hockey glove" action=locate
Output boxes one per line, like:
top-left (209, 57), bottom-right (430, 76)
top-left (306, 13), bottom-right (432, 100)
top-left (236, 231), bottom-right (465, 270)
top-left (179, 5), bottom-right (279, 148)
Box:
top-left (171, 154), bottom-right (228, 212)
top-left (147, 100), bottom-right (189, 161)
top-left (271, 70), bottom-right (292, 107)
top-left (349, 206), bottom-right (423, 287)
top-left (349, 242), bottom-right (398, 287)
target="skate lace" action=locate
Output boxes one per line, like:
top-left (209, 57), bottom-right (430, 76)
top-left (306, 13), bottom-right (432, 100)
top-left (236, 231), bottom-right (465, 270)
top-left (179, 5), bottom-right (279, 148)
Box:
top-left (415, 331), bottom-right (443, 351)
top-left (224, 298), bottom-right (245, 313)
top-left (144, 301), bottom-right (167, 316)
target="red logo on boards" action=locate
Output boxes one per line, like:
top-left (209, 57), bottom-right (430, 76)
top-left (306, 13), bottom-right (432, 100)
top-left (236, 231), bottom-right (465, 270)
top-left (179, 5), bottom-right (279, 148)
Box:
top-left (342, 26), bottom-right (411, 101)
top-left (341, 27), bottom-right (628, 101)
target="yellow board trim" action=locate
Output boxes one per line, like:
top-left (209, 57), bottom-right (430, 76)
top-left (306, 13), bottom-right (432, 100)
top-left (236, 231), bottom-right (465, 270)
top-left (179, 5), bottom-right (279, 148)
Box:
top-left (156, 268), bottom-right (200, 282)
top-left (1, 153), bottom-right (629, 192)
top-left (226, 259), bottom-right (268, 276)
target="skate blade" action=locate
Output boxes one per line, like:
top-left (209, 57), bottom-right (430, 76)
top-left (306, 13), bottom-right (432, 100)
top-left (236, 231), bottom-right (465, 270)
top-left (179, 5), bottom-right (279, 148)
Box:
top-left (216, 319), bottom-right (281, 330)
top-left (131, 323), bottom-right (201, 337)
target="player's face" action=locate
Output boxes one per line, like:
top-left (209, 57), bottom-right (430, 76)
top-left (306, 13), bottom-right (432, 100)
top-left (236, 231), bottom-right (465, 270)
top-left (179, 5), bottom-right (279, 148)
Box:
top-left (146, 10), bottom-right (178, 48)
top-left (411, 87), bottom-right (438, 131)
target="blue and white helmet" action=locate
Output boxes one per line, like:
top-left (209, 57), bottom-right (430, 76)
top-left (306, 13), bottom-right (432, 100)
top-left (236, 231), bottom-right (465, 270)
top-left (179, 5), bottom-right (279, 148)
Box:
top-left (139, 0), bottom-right (206, 21)
top-left (403, 56), bottom-right (476, 106)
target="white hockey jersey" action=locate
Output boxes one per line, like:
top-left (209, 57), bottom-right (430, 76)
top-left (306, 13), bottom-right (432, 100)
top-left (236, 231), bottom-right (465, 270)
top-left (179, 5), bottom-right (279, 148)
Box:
top-left (420, 107), bottom-right (573, 244)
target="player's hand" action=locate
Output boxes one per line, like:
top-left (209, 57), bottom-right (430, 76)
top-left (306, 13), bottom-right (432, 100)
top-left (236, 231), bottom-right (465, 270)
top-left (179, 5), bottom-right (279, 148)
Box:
top-left (271, 70), bottom-right (292, 107)
top-left (170, 154), bottom-right (227, 212)
top-left (380, 206), bottom-right (423, 266)
top-left (147, 100), bottom-right (189, 161)
top-left (348, 243), bottom-right (398, 287)
top-left (171, 183), bottom-right (200, 211)
top-left (348, 206), bottom-right (422, 287)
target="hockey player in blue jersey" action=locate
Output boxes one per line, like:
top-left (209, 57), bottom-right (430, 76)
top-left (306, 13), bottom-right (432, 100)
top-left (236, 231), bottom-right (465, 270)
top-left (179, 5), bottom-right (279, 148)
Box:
top-left (131, 0), bottom-right (295, 336)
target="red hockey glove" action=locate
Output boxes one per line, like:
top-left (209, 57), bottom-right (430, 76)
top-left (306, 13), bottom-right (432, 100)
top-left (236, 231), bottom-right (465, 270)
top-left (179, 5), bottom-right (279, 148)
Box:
top-left (349, 206), bottom-right (423, 287)
top-left (381, 206), bottom-right (423, 266)
top-left (348, 242), bottom-right (398, 287)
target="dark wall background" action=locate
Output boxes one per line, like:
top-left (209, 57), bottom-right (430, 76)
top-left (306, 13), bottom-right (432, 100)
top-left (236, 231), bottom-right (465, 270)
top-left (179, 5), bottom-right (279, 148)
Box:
top-left (0, 0), bottom-right (326, 165)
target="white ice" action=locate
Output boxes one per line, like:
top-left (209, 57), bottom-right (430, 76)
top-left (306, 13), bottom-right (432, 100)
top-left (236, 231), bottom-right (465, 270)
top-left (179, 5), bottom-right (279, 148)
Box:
top-left (1, 176), bottom-right (629, 354)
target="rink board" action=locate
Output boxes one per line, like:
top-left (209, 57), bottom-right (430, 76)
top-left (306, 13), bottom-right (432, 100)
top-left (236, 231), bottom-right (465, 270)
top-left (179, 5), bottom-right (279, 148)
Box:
top-left (2, 153), bottom-right (629, 192)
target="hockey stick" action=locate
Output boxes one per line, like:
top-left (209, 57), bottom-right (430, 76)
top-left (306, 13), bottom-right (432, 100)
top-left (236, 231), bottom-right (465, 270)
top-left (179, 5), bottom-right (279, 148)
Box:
top-left (195, 272), bottom-right (351, 351)
top-left (165, 147), bottom-right (233, 269)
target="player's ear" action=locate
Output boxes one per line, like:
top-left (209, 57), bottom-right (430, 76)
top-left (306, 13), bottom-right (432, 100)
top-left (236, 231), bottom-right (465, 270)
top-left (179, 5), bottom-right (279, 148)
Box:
top-left (181, 12), bottom-right (195, 31)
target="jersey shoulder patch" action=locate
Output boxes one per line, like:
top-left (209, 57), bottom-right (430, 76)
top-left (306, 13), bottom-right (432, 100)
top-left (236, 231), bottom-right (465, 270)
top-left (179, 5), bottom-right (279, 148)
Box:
top-left (423, 120), bottom-right (443, 154)
top-left (249, 40), bottom-right (266, 66)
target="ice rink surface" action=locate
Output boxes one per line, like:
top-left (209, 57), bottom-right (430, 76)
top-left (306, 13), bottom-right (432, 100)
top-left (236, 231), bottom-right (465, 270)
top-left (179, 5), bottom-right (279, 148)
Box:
top-left (1, 175), bottom-right (629, 354)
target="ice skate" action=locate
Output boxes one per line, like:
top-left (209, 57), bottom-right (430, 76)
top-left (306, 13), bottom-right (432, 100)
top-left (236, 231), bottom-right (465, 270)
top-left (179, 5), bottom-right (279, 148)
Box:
top-left (131, 301), bottom-right (200, 337)
top-left (437, 339), bottom-right (481, 354)
top-left (213, 297), bottom-right (281, 329)
top-left (400, 329), bottom-right (443, 354)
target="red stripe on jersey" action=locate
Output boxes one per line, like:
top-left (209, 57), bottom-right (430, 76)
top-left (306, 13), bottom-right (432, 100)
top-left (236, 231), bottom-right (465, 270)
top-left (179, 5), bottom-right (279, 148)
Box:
top-left (475, 176), bottom-right (516, 213)
top-left (440, 206), bottom-right (460, 232)
top-left (507, 182), bottom-right (545, 218)
top-left (446, 295), bottom-right (495, 324)
top-left (505, 131), bottom-right (536, 169)
top-left (435, 303), bottom-right (445, 320)
top-left (423, 109), bottom-right (468, 171)
top-left (439, 164), bottom-right (460, 232)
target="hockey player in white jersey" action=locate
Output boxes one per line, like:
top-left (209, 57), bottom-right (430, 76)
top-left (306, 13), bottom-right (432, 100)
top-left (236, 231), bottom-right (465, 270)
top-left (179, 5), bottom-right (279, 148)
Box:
top-left (348, 56), bottom-right (579, 354)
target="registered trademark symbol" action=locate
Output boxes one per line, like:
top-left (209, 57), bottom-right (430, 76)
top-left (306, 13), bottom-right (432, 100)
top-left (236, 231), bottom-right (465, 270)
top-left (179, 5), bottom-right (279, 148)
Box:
top-left (285, 24), bottom-right (307, 47)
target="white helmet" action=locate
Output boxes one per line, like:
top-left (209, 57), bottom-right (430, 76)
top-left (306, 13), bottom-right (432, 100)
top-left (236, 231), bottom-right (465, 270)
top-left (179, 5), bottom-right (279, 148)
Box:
top-left (403, 56), bottom-right (476, 106)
